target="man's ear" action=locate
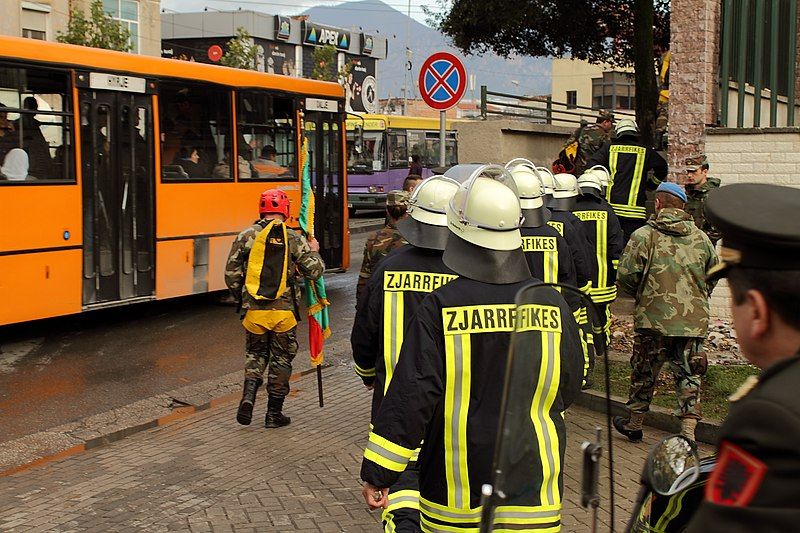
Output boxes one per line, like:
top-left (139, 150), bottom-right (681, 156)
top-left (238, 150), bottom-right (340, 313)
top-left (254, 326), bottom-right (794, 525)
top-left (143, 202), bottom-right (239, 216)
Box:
top-left (747, 289), bottom-right (771, 340)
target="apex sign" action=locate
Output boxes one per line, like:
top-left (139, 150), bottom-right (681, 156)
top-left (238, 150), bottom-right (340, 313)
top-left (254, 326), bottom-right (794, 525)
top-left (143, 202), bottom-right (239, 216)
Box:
top-left (303, 22), bottom-right (351, 50)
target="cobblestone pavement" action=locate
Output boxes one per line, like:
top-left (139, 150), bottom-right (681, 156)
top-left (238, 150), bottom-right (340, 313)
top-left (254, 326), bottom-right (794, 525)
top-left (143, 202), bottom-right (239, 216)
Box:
top-left (0, 365), bottom-right (709, 532)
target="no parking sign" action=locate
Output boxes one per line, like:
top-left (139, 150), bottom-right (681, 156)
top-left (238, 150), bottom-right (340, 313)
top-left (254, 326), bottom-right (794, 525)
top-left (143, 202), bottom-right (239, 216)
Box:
top-left (418, 52), bottom-right (467, 111)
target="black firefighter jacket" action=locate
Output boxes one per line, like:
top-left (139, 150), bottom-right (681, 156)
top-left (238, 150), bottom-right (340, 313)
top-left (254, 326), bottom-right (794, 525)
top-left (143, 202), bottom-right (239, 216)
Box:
top-left (360, 276), bottom-right (584, 532)
top-left (573, 195), bottom-right (625, 304)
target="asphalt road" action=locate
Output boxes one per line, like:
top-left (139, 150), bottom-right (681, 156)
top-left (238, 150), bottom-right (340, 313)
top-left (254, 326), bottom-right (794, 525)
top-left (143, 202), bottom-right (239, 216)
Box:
top-left (0, 215), bottom-right (382, 444)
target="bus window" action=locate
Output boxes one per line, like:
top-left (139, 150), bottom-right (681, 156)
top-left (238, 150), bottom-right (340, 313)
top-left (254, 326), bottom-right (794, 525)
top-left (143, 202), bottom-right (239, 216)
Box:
top-left (407, 129), bottom-right (426, 163)
top-left (0, 65), bottom-right (72, 183)
top-left (237, 91), bottom-right (296, 181)
top-left (425, 131), bottom-right (458, 167)
top-left (387, 131), bottom-right (407, 169)
top-left (346, 130), bottom-right (384, 174)
top-left (159, 82), bottom-right (232, 181)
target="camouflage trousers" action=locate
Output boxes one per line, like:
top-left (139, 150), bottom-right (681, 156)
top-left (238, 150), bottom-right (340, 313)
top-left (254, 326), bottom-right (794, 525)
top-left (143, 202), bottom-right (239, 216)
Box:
top-left (244, 328), bottom-right (298, 399)
top-left (626, 331), bottom-right (707, 420)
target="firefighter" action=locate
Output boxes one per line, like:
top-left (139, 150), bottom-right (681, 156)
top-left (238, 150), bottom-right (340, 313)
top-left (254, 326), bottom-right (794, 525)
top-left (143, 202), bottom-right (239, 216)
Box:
top-left (359, 166), bottom-right (584, 531)
top-left (586, 164), bottom-right (611, 196)
top-left (574, 170), bottom-right (625, 348)
top-left (587, 119), bottom-right (668, 245)
top-left (506, 159), bottom-right (580, 302)
top-left (351, 175), bottom-right (461, 532)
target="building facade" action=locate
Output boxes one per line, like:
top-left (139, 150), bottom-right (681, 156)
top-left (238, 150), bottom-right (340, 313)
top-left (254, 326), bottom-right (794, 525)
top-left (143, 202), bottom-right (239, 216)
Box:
top-left (550, 58), bottom-right (635, 125)
top-left (0, 1), bottom-right (161, 56)
top-left (161, 11), bottom-right (388, 114)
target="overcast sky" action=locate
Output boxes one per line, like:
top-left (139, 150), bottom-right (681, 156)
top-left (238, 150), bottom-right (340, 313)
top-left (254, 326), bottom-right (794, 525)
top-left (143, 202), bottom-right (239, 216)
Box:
top-left (160, 0), bottom-right (435, 26)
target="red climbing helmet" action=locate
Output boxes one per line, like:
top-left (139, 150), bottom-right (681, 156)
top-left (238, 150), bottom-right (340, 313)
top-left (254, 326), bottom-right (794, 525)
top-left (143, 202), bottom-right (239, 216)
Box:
top-left (258, 189), bottom-right (290, 219)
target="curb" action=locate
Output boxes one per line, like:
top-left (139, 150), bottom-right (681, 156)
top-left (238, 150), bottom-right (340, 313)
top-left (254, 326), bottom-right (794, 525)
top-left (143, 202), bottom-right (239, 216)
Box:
top-left (349, 221), bottom-right (384, 235)
top-left (0, 364), bottom-right (330, 478)
top-left (576, 389), bottom-right (721, 445)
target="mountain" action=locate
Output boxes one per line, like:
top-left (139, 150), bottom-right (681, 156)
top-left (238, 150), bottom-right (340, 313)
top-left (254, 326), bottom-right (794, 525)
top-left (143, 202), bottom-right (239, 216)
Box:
top-left (301, 0), bottom-right (552, 100)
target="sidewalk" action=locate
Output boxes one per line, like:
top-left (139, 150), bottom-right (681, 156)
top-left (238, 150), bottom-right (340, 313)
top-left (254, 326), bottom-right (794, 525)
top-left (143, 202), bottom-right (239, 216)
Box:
top-left (0, 364), bottom-right (708, 532)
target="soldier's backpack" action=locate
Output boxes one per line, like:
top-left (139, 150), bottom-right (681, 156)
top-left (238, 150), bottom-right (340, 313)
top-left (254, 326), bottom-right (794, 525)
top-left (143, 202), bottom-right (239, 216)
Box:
top-left (245, 219), bottom-right (289, 300)
top-left (552, 140), bottom-right (580, 175)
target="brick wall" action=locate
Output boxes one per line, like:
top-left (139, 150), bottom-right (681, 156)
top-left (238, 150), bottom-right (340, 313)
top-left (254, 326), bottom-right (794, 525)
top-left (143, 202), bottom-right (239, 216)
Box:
top-left (668, 0), bottom-right (721, 183)
top-left (704, 128), bottom-right (800, 317)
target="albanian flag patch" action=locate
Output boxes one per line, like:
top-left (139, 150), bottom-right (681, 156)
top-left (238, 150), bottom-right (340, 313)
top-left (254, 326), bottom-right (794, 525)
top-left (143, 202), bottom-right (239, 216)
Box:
top-left (706, 441), bottom-right (767, 507)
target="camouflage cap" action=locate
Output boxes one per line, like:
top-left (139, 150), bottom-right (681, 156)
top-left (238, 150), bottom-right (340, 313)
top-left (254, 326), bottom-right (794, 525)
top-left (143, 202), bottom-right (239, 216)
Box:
top-left (386, 190), bottom-right (410, 207)
top-left (597, 110), bottom-right (615, 122)
top-left (684, 154), bottom-right (709, 172)
top-left (705, 184), bottom-right (800, 280)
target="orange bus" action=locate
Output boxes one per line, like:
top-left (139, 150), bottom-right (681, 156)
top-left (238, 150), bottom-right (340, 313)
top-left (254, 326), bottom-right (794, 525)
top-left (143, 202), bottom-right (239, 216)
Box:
top-left (0, 36), bottom-right (348, 326)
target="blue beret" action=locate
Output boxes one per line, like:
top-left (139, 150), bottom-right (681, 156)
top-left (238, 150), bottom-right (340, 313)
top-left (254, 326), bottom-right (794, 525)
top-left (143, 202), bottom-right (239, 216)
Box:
top-left (656, 182), bottom-right (687, 203)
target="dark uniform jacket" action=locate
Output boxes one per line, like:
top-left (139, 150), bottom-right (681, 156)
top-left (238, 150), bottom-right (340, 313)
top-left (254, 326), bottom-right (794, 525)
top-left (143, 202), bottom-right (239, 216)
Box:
top-left (587, 137), bottom-right (668, 220)
top-left (520, 224), bottom-right (581, 312)
top-left (573, 195), bottom-right (625, 304)
top-left (547, 210), bottom-right (595, 292)
top-left (687, 353), bottom-right (800, 532)
top-left (361, 277), bottom-right (584, 531)
top-left (351, 244), bottom-right (457, 419)
top-left (356, 222), bottom-right (408, 307)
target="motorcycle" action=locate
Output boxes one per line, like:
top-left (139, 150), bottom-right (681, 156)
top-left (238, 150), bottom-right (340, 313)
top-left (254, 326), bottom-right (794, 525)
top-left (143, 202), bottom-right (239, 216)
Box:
top-left (479, 282), bottom-right (714, 532)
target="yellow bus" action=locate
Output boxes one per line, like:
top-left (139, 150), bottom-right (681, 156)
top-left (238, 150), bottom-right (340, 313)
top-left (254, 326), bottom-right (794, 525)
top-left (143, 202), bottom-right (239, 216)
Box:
top-left (0, 36), bottom-right (348, 326)
top-left (344, 114), bottom-right (457, 212)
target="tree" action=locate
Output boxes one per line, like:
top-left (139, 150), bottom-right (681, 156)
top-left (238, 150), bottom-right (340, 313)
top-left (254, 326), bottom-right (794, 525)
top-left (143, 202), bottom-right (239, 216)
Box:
top-left (311, 45), bottom-right (353, 84)
top-left (221, 27), bottom-right (257, 70)
top-left (57, 0), bottom-right (132, 52)
top-left (427, 0), bottom-right (670, 145)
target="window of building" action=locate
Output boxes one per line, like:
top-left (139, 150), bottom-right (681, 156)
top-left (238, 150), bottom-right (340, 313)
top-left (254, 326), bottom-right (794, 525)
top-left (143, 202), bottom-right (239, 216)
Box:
top-left (159, 82), bottom-right (233, 181)
top-left (566, 90), bottom-right (577, 109)
top-left (0, 65), bottom-right (73, 183)
top-left (21, 3), bottom-right (49, 41)
top-left (591, 71), bottom-right (636, 111)
top-left (236, 91), bottom-right (296, 181)
top-left (103, 0), bottom-right (139, 53)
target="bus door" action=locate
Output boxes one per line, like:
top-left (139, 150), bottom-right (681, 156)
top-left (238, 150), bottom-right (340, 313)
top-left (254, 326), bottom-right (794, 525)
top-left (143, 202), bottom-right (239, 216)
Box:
top-left (79, 86), bottom-right (155, 305)
top-left (305, 108), bottom-right (344, 269)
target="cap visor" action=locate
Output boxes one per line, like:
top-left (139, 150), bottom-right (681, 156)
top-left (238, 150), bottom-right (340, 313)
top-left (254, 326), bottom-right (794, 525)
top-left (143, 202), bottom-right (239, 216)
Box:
top-left (706, 261), bottom-right (731, 282)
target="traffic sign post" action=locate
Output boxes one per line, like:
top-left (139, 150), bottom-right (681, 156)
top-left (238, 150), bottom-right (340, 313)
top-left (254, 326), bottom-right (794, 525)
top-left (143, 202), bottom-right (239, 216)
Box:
top-left (418, 52), bottom-right (467, 167)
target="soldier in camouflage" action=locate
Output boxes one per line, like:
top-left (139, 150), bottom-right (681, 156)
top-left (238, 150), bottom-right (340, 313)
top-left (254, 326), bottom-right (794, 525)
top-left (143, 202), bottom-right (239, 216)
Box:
top-left (355, 190), bottom-right (409, 307)
top-left (614, 182), bottom-right (719, 442)
top-left (564, 111), bottom-right (614, 176)
top-left (225, 189), bottom-right (325, 428)
top-left (683, 154), bottom-right (722, 245)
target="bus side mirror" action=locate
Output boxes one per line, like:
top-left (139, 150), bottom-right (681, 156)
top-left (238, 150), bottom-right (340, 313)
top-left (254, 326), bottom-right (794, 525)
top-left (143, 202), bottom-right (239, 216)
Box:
top-left (354, 125), bottom-right (364, 154)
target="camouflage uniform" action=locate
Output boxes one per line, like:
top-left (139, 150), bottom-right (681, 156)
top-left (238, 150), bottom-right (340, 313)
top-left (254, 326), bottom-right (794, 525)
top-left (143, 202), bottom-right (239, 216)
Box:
top-left (685, 168), bottom-right (722, 246)
top-left (565, 123), bottom-right (612, 176)
top-left (617, 207), bottom-right (719, 419)
top-left (225, 219), bottom-right (325, 398)
top-left (355, 191), bottom-right (409, 307)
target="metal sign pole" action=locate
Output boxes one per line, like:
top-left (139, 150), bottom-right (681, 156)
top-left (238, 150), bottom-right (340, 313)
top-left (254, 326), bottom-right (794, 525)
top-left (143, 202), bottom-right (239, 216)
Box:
top-left (439, 110), bottom-right (446, 167)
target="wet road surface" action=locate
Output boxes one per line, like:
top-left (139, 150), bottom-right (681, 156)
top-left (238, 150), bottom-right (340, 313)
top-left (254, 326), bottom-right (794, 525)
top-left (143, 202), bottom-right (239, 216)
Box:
top-left (0, 215), bottom-right (381, 444)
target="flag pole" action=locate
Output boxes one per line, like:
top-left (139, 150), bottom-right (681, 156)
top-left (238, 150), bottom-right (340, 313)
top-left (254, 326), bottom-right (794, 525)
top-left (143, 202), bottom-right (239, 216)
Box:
top-left (316, 364), bottom-right (324, 408)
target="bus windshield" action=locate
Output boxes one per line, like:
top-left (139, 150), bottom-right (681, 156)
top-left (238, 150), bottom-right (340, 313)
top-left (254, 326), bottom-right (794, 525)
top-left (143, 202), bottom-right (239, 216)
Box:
top-left (346, 130), bottom-right (384, 174)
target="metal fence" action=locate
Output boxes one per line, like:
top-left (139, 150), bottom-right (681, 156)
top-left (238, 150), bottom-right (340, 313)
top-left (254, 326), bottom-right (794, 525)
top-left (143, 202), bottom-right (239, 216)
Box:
top-left (479, 86), bottom-right (636, 126)
top-left (720, 0), bottom-right (798, 127)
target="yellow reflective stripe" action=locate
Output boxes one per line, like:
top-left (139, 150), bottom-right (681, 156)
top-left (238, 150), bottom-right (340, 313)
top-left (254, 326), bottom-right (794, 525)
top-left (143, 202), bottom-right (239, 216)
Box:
top-left (384, 511), bottom-right (397, 533)
top-left (628, 150), bottom-right (646, 207)
top-left (608, 149), bottom-right (619, 203)
top-left (355, 363), bottom-right (376, 377)
top-left (383, 291), bottom-right (406, 393)
top-left (610, 203), bottom-right (647, 218)
top-left (529, 330), bottom-right (562, 506)
top-left (385, 489), bottom-right (420, 512)
top-left (419, 500), bottom-right (561, 531)
top-left (364, 431), bottom-right (416, 471)
top-left (596, 218), bottom-right (608, 288)
top-left (654, 479), bottom-right (707, 530)
top-left (443, 334), bottom-right (471, 509)
top-left (612, 259), bottom-right (620, 269)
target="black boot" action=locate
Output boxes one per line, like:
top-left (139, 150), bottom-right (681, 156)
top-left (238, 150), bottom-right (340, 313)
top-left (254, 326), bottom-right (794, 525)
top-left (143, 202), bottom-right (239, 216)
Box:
top-left (613, 414), bottom-right (644, 442)
top-left (264, 395), bottom-right (291, 428)
top-left (236, 377), bottom-right (262, 425)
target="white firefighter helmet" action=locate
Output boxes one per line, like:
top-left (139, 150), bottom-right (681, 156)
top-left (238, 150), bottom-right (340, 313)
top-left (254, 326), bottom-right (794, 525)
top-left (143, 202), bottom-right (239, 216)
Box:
top-left (577, 170), bottom-right (603, 197)
top-left (587, 165), bottom-right (611, 188)
top-left (506, 160), bottom-right (545, 211)
top-left (397, 175), bottom-right (461, 250)
top-left (553, 173), bottom-right (579, 199)
top-left (615, 118), bottom-right (639, 137)
top-left (446, 164), bottom-right (522, 251)
top-left (535, 166), bottom-right (556, 196)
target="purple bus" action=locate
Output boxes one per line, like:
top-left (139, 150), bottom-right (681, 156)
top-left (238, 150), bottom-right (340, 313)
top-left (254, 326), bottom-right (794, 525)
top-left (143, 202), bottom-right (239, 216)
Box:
top-left (345, 114), bottom-right (458, 214)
